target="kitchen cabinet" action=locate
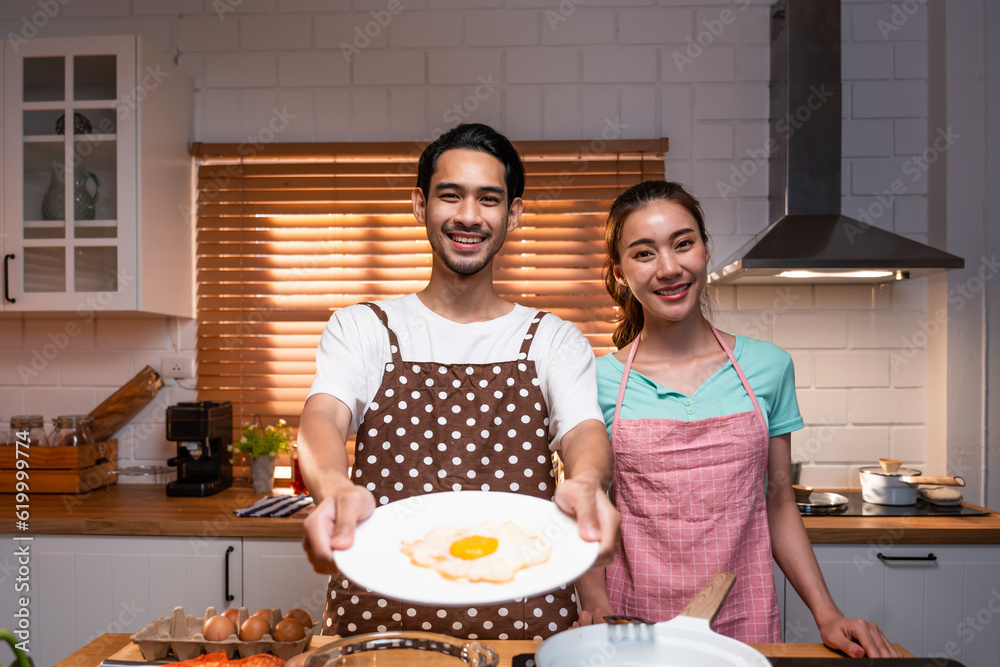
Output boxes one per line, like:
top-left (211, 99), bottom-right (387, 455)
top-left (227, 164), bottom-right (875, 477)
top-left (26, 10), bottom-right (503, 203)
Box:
top-left (0, 535), bottom-right (242, 667)
top-left (242, 537), bottom-right (330, 626)
top-left (0, 534), bottom-right (327, 667)
top-left (781, 544), bottom-right (1000, 667)
top-left (1, 35), bottom-right (193, 316)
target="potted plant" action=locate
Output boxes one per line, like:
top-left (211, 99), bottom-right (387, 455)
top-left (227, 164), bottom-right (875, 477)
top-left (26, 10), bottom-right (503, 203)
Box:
top-left (235, 418), bottom-right (292, 493)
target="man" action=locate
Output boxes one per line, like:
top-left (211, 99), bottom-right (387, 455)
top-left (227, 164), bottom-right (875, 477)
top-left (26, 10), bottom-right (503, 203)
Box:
top-left (298, 123), bottom-right (618, 640)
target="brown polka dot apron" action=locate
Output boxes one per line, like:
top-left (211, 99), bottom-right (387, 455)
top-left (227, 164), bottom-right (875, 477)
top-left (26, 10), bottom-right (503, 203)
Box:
top-left (322, 302), bottom-right (578, 640)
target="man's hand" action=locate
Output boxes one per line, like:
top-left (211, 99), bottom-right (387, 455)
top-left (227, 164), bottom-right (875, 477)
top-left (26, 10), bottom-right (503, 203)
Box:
top-left (553, 478), bottom-right (620, 566)
top-left (302, 484), bottom-right (376, 575)
top-left (818, 615), bottom-right (902, 658)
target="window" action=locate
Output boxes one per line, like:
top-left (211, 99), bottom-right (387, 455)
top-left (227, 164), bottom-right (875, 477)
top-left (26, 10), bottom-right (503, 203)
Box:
top-left (192, 139), bottom-right (667, 428)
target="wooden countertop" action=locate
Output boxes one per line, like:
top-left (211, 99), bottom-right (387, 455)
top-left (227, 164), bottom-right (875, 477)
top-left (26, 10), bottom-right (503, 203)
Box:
top-left (56, 632), bottom-right (913, 666)
top-left (3, 485), bottom-right (1000, 543)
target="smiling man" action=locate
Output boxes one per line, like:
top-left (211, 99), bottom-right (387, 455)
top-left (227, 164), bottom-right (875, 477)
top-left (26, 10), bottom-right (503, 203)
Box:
top-left (297, 123), bottom-right (619, 640)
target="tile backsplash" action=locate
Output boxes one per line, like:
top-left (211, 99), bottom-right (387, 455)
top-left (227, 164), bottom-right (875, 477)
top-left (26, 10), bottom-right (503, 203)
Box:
top-left (0, 0), bottom-right (940, 486)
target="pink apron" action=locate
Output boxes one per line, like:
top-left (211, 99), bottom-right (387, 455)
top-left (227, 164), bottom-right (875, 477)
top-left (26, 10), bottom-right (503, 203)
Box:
top-left (605, 326), bottom-right (781, 643)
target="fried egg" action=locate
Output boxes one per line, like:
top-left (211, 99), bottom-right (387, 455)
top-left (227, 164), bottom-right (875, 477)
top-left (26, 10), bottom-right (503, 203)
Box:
top-left (402, 521), bottom-right (551, 583)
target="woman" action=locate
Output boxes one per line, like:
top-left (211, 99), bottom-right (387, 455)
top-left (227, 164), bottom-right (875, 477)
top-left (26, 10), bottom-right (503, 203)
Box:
top-left (576, 180), bottom-right (900, 658)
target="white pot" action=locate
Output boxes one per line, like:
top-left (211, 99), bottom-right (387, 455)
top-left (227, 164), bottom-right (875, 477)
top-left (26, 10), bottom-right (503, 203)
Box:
top-left (859, 466), bottom-right (965, 506)
top-left (535, 573), bottom-right (770, 667)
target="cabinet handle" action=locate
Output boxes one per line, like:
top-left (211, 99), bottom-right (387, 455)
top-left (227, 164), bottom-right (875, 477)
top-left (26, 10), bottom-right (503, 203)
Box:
top-left (3, 254), bottom-right (14, 304)
top-left (877, 552), bottom-right (937, 562)
top-left (225, 545), bottom-right (235, 602)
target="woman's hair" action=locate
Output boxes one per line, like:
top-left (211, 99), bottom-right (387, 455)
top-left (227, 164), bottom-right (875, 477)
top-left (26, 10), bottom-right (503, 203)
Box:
top-left (416, 123), bottom-right (525, 209)
top-left (603, 180), bottom-right (712, 349)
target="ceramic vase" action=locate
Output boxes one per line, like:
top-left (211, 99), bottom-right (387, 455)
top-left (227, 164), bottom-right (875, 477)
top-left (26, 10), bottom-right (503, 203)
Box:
top-left (250, 454), bottom-right (276, 493)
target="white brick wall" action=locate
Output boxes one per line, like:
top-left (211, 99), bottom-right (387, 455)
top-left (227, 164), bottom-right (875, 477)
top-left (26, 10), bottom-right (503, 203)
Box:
top-left (0, 1), bottom-right (946, 484)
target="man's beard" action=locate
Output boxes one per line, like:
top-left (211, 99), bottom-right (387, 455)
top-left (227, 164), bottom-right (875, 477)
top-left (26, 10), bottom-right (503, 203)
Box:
top-left (431, 220), bottom-right (508, 276)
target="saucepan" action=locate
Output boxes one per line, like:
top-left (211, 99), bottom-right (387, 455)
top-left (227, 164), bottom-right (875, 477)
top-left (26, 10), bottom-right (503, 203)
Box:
top-left (859, 464), bottom-right (965, 506)
top-left (534, 572), bottom-right (770, 667)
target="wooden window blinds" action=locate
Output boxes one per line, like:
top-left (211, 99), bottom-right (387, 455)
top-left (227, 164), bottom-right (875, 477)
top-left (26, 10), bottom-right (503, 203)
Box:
top-left (192, 138), bottom-right (667, 428)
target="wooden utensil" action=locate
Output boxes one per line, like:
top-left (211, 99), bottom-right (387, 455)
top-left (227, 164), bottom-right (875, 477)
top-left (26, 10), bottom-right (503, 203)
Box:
top-left (899, 475), bottom-right (965, 486)
top-left (792, 484), bottom-right (813, 503)
top-left (677, 572), bottom-right (736, 624)
top-left (879, 458), bottom-right (902, 473)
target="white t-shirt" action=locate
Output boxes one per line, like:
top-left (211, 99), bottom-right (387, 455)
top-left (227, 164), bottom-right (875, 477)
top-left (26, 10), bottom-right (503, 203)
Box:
top-left (308, 294), bottom-right (602, 450)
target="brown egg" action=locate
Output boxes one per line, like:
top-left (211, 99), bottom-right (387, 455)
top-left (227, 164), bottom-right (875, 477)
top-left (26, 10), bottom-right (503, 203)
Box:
top-left (253, 608), bottom-right (272, 619)
top-left (239, 614), bottom-right (270, 641)
top-left (284, 608), bottom-right (312, 628)
top-left (272, 617), bottom-right (305, 642)
top-left (203, 614), bottom-right (236, 641)
top-left (222, 608), bottom-right (239, 624)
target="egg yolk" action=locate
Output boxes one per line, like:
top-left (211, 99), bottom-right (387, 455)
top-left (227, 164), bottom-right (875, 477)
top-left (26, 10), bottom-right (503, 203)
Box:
top-left (449, 535), bottom-right (499, 560)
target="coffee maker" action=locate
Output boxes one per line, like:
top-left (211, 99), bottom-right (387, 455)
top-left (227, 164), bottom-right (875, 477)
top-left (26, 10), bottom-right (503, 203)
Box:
top-left (166, 401), bottom-right (233, 497)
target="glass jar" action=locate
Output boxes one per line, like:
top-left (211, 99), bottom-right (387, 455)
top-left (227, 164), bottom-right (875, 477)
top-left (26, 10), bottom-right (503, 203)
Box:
top-left (9, 415), bottom-right (51, 447)
top-left (52, 415), bottom-right (95, 447)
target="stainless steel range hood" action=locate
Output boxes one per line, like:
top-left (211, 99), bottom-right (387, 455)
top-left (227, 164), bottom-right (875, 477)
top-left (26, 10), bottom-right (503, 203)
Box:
top-left (708, 0), bottom-right (963, 285)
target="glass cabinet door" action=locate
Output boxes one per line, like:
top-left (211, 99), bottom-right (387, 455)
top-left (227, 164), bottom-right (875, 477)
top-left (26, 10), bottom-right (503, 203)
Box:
top-left (22, 52), bottom-right (118, 294)
top-left (4, 37), bottom-right (135, 310)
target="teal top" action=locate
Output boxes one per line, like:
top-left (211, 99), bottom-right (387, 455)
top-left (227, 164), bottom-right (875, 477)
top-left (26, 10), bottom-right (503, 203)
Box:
top-left (596, 335), bottom-right (805, 440)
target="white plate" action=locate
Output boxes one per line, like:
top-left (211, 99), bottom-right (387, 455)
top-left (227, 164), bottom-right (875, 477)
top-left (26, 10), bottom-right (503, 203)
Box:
top-left (333, 491), bottom-right (600, 606)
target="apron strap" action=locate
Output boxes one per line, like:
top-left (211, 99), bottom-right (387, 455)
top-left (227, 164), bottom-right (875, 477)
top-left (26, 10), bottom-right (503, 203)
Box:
top-left (517, 311), bottom-right (549, 359)
top-left (360, 302), bottom-right (402, 364)
top-left (613, 335), bottom-right (642, 430)
top-left (708, 325), bottom-right (766, 426)
top-left (612, 327), bottom-right (768, 433)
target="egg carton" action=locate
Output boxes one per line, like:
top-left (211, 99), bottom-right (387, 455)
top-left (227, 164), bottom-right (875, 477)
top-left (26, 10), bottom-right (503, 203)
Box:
top-left (130, 606), bottom-right (318, 661)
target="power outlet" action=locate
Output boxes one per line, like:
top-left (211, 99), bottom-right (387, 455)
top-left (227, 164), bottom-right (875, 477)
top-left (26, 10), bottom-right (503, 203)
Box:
top-left (162, 355), bottom-right (196, 379)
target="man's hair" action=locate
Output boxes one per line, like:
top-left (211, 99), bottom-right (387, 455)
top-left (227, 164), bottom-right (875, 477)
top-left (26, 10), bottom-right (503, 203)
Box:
top-left (416, 123), bottom-right (525, 208)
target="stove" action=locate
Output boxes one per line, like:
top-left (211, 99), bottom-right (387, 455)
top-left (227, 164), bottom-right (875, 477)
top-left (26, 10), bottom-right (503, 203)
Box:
top-left (797, 491), bottom-right (990, 518)
top-left (514, 655), bottom-right (965, 667)
top-left (769, 660), bottom-right (966, 666)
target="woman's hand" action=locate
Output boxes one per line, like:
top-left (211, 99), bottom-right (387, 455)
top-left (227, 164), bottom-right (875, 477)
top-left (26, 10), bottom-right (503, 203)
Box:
top-left (576, 603), bottom-right (615, 627)
top-left (574, 566), bottom-right (615, 627)
top-left (817, 615), bottom-right (902, 658)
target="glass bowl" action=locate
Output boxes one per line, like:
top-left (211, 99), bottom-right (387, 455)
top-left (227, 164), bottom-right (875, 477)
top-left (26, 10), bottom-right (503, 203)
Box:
top-left (294, 631), bottom-right (499, 667)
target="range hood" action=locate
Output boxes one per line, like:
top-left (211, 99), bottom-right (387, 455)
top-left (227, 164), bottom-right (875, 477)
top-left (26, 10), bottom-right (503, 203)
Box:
top-left (708, 0), bottom-right (964, 285)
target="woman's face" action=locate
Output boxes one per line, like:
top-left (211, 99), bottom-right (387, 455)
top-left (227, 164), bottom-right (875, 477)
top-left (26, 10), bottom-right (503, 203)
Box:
top-left (612, 200), bottom-right (708, 325)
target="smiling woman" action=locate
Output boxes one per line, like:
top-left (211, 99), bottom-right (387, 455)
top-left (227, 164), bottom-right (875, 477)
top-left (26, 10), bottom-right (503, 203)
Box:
top-left (189, 139), bottom-right (667, 432)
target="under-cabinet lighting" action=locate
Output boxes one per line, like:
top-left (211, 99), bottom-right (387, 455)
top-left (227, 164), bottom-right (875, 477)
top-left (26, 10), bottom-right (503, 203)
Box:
top-left (778, 270), bottom-right (896, 280)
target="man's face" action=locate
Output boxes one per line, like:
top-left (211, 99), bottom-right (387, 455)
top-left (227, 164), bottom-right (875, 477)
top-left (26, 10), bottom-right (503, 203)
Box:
top-left (413, 148), bottom-right (523, 277)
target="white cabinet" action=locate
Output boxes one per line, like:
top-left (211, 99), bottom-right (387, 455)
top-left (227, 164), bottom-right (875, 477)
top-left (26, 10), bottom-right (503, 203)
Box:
top-left (782, 544), bottom-right (1000, 667)
top-left (0, 534), bottom-right (327, 667)
top-left (0, 535), bottom-right (242, 667)
top-left (2, 36), bottom-right (193, 316)
top-left (242, 537), bottom-right (330, 626)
